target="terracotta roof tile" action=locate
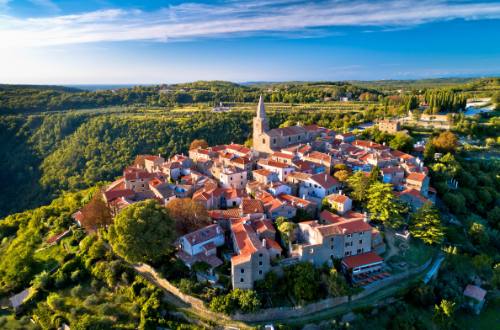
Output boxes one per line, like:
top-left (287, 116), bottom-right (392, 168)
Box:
top-left (342, 251), bottom-right (383, 269)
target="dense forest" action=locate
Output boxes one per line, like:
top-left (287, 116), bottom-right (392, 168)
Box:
top-left (0, 109), bottom-right (367, 217)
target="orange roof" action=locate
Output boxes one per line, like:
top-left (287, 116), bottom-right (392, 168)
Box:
top-left (272, 152), bottom-right (295, 160)
top-left (252, 219), bottom-right (275, 235)
top-left (391, 149), bottom-right (414, 160)
top-left (232, 157), bottom-right (251, 165)
top-left (396, 188), bottom-right (429, 204)
top-left (258, 159), bottom-right (292, 169)
top-left (407, 172), bottom-right (427, 182)
top-left (226, 144), bottom-right (251, 154)
top-left (264, 238), bottom-right (282, 252)
top-left (327, 194), bottom-right (350, 204)
top-left (208, 208), bottom-right (241, 220)
top-left (231, 219), bottom-right (260, 264)
top-left (253, 169), bottom-right (273, 177)
top-left (305, 151), bottom-right (332, 163)
top-left (278, 194), bottom-right (314, 208)
top-left (103, 189), bottom-right (134, 203)
top-left (149, 177), bottom-right (163, 187)
top-left (309, 173), bottom-right (339, 189)
top-left (241, 198), bottom-right (265, 214)
top-left (342, 251), bottom-right (383, 269)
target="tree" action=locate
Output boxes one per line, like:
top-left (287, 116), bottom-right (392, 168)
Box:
top-left (334, 170), bottom-right (350, 185)
top-left (369, 166), bottom-right (381, 183)
top-left (165, 198), bottom-right (211, 235)
top-left (208, 289), bottom-right (260, 314)
top-left (389, 132), bottom-right (413, 152)
top-left (347, 171), bottom-right (371, 203)
top-left (325, 268), bottom-right (349, 297)
top-left (189, 139), bottom-right (208, 150)
top-left (108, 200), bottom-right (175, 263)
top-left (423, 140), bottom-right (435, 161)
top-left (278, 221), bottom-right (297, 252)
top-left (409, 203), bottom-right (444, 245)
top-left (285, 262), bottom-right (320, 302)
top-left (79, 192), bottom-right (112, 232)
top-left (468, 222), bottom-right (489, 246)
top-left (367, 182), bottom-right (405, 227)
top-left (434, 299), bottom-right (456, 328)
top-left (432, 131), bottom-right (458, 153)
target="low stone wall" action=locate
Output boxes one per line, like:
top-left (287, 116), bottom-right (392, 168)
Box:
top-left (233, 296), bottom-right (349, 322)
top-left (351, 258), bottom-right (432, 301)
top-left (135, 258), bottom-right (432, 324)
top-left (135, 264), bottom-right (210, 313)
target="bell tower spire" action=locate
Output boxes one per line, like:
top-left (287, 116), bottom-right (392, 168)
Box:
top-left (257, 94), bottom-right (266, 119)
top-left (253, 95), bottom-right (269, 152)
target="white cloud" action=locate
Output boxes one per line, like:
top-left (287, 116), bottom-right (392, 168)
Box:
top-left (0, 0), bottom-right (499, 48)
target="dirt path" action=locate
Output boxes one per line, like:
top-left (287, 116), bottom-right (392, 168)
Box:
top-left (134, 264), bottom-right (253, 330)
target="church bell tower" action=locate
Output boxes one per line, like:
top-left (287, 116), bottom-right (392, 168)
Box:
top-left (253, 95), bottom-right (269, 148)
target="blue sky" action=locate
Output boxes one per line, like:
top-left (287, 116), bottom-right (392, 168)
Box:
top-left (1, 0), bottom-right (499, 84)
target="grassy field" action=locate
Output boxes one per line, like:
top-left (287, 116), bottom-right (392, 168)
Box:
top-left (456, 296), bottom-right (500, 330)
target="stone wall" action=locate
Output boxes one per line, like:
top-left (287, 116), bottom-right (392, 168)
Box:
top-left (233, 296), bottom-right (349, 322)
top-left (135, 257), bottom-right (432, 324)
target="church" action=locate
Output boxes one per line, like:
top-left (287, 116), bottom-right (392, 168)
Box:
top-left (252, 95), bottom-right (321, 155)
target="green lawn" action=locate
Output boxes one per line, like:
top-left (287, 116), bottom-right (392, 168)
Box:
top-left (456, 297), bottom-right (500, 330)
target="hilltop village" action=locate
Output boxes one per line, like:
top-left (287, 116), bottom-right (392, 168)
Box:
top-left (85, 96), bottom-right (434, 291)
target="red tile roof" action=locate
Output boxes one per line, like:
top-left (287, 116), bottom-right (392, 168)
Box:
top-left (241, 198), bottom-right (265, 214)
top-left (252, 219), bottom-right (275, 235)
top-left (258, 159), bottom-right (293, 169)
top-left (407, 172), bottom-right (427, 182)
top-left (264, 238), bottom-right (282, 252)
top-left (253, 169), bottom-right (273, 177)
top-left (342, 252), bottom-right (383, 269)
top-left (305, 151), bottom-right (332, 163)
top-left (309, 173), bottom-right (339, 189)
top-left (103, 189), bottom-right (134, 203)
top-left (272, 152), bottom-right (295, 160)
top-left (327, 194), bottom-right (349, 204)
top-left (231, 219), bottom-right (261, 264)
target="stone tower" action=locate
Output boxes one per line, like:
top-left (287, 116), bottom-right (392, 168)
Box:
top-left (252, 95), bottom-right (269, 149)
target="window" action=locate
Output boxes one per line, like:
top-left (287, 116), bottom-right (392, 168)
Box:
top-left (346, 234), bottom-right (352, 238)
top-left (259, 261), bottom-right (263, 266)
top-left (259, 253), bottom-right (263, 257)
top-left (298, 135), bottom-right (301, 140)
top-left (288, 137), bottom-right (291, 142)
top-left (357, 248), bottom-right (363, 254)
top-left (345, 242), bottom-right (349, 247)
top-left (259, 270), bottom-right (263, 275)
top-left (330, 237), bottom-right (334, 242)
top-left (240, 269), bottom-right (244, 274)
top-left (359, 240), bottom-right (363, 244)
top-left (263, 139), bottom-right (266, 144)
top-left (273, 139), bottom-right (276, 144)
top-left (240, 278), bottom-right (244, 282)
top-left (331, 245), bottom-right (334, 250)
top-left (345, 251), bottom-right (350, 256)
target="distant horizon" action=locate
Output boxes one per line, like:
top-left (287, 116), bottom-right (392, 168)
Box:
top-left (2, 75), bottom-right (499, 90)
